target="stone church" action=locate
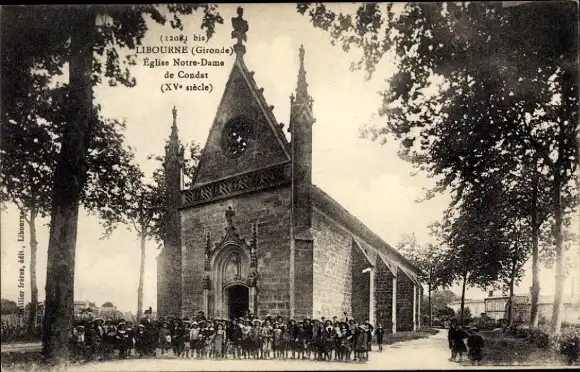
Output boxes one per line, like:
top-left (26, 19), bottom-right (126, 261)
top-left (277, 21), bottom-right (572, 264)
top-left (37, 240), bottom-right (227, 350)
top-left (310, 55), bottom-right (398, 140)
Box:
top-left (157, 7), bottom-right (423, 333)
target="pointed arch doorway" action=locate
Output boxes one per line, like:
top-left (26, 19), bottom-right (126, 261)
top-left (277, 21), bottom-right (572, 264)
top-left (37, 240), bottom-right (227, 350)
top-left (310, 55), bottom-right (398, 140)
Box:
top-left (225, 284), bottom-right (249, 319)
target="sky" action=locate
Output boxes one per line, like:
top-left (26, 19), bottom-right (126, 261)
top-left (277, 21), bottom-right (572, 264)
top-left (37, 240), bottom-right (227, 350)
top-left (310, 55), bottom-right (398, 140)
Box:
top-left (1, 3), bottom-right (578, 314)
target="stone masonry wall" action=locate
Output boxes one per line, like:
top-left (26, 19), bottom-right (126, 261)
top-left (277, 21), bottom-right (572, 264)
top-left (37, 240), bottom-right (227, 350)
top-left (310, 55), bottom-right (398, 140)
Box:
top-left (180, 186), bottom-right (292, 318)
top-left (396, 271), bottom-right (415, 332)
top-left (351, 242), bottom-right (370, 323)
top-left (312, 210), bottom-right (353, 318)
top-left (374, 258), bottom-right (394, 333)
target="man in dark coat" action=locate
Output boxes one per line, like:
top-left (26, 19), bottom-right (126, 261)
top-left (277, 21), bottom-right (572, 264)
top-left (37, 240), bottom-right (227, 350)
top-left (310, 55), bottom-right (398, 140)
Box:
top-left (229, 318), bottom-right (244, 359)
top-left (447, 321), bottom-right (456, 361)
top-left (375, 324), bottom-right (385, 352)
top-left (140, 307), bottom-right (156, 356)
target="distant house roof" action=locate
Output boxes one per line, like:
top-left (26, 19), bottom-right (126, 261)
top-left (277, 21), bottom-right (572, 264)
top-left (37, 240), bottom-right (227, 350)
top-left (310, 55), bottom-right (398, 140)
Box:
top-left (311, 185), bottom-right (422, 279)
top-left (449, 299), bottom-right (486, 305)
top-left (486, 294), bottom-right (529, 301)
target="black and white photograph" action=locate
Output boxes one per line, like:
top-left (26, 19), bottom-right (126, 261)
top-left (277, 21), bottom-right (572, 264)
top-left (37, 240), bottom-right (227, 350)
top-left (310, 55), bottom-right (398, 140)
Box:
top-left (1, 2), bottom-right (579, 371)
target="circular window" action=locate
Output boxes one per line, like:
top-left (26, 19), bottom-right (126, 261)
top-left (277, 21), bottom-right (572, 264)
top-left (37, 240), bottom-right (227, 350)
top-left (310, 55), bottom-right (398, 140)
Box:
top-left (221, 117), bottom-right (253, 158)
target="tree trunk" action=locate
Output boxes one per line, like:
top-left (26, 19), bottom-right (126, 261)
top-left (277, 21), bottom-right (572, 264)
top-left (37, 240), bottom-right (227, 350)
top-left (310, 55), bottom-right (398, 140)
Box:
top-left (27, 209), bottom-right (39, 335)
top-left (460, 271), bottom-right (467, 326)
top-left (428, 283), bottom-right (433, 327)
top-left (507, 259), bottom-right (517, 327)
top-left (551, 175), bottom-right (565, 335)
top-left (137, 233), bottom-right (146, 321)
top-left (41, 9), bottom-right (95, 365)
top-left (530, 158), bottom-right (540, 327)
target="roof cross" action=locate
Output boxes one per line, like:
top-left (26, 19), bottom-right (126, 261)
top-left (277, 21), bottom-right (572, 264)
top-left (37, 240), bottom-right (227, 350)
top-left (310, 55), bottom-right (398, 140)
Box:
top-left (231, 7), bottom-right (248, 56)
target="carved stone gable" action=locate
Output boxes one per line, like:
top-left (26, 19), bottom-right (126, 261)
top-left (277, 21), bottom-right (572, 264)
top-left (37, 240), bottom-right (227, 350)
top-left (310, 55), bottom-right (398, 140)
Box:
top-left (190, 58), bottom-right (290, 189)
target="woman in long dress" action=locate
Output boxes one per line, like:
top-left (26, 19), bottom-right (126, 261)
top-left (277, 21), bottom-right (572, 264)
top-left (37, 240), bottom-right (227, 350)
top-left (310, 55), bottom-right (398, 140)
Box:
top-left (353, 324), bottom-right (368, 362)
top-left (212, 323), bottom-right (226, 359)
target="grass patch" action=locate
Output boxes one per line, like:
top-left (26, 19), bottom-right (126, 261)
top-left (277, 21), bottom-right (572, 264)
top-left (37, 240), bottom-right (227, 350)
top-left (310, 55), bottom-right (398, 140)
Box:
top-left (460, 330), bottom-right (568, 367)
top-left (1, 351), bottom-right (53, 372)
top-left (381, 327), bottom-right (439, 346)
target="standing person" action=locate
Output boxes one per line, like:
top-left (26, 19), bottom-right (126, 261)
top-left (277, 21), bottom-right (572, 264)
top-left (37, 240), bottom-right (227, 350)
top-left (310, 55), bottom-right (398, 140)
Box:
top-left (313, 322), bottom-right (325, 360)
top-left (85, 322), bottom-right (99, 361)
top-left (102, 323), bottom-right (117, 360)
top-left (71, 325), bottom-right (86, 362)
top-left (324, 320), bottom-right (334, 361)
top-left (172, 319), bottom-right (186, 357)
top-left (250, 319), bottom-right (261, 359)
top-left (353, 324), bottom-right (368, 362)
top-left (140, 307), bottom-right (156, 357)
top-left (116, 322), bottom-right (132, 359)
top-left (467, 327), bottom-right (484, 366)
top-left (281, 324), bottom-right (291, 359)
top-left (332, 321), bottom-right (343, 361)
top-left (261, 319), bottom-right (274, 359)
top-left (272, 323), bottom-right (283, 359)
top-left (288, 319), bottom-right (298, 359)
top-left (183, 321), bottom-right (191, 358)
top-left (365, 320), bottom-right (374, 354)
top-left (229, 318), bottom-right (243, 359)
top-left (212, 323), bottom-right (226, 359)
top-left (241, 319), bottom-right (251, 359)
top-left (295, 322), bottom-right (307, 360)
top-left (203, 320), bottom-right (215, 358)
top-left (93, 318), bottom-right (105, 359)
top-left (134, 324), bottom-right (147, 357)
top-left (125, 321), bottom-right (135, 357)
top-left (189, 321), bottom-right (201, 359)
top-left (375, 324), bottom-right (385, 352)
top-left (341, 322), bottom-right (354, 361)
top-left (159, 322), bottom-right (171, 357)
top-left (447, 321), bottom-right (456, 361)
top-left (198, 321), bottom-right (208, 358)
top-left (304, 318), bottom-right (313, 360)
top-left (452, 324), bottom-right (468, 363)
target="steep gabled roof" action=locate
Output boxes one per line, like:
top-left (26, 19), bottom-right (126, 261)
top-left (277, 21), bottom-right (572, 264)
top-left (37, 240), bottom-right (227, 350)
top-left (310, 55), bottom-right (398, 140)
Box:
top-left (235, 57), bottom-right (291, 155)
top-left (190, 55), bottom-right (291, 188)
top-left (311, 185), bottom-right (423, 280)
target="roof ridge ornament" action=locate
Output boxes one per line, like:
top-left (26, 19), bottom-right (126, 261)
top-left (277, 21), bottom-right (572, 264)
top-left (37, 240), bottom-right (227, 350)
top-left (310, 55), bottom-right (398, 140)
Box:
top-left (231, 7), bottom-right (248, 57)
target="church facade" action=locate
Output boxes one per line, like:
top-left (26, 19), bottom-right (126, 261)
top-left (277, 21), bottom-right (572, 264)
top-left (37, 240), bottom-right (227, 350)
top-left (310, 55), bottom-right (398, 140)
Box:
top-left (157, 8), bottom-right (423, 333)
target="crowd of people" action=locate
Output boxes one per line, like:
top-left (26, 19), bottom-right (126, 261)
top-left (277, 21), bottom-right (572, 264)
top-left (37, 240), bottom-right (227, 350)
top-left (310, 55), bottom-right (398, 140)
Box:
top-left (0, 322), bottom-right (41, 343)
top-left (68, 308), bottom-right (386, 363)
top-left (447, 321), bottom-right (484, 366)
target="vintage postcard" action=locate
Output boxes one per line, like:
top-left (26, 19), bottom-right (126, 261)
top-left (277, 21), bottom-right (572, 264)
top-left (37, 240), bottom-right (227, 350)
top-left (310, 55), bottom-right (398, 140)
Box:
top-left (1, 2), bottom-right (579, 371)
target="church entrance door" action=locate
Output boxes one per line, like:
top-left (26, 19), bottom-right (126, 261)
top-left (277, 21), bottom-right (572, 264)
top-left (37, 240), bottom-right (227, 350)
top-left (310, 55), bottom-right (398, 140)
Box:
top-left (226, 285), bottom-right (249, 319)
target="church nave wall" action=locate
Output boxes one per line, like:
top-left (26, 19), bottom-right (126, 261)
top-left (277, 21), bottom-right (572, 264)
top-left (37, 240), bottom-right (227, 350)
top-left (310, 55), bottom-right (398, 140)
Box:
top-left (396, 271), bottom-right (416, 332)
top-left (311, 210), bottom-right (354, 318)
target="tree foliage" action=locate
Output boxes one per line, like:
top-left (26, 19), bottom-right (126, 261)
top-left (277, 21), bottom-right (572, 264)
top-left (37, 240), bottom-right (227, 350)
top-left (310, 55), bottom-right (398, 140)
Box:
top-left (2, 4), bottom-right (223, 363)
top-left (298, 1), bottom-right (578, 334)
top-left (1, 299), bottom-right (19, 315)
top-left (396, 233), bottom-right (445, 290)
top-left (430, 289), bottom-right (459, 310)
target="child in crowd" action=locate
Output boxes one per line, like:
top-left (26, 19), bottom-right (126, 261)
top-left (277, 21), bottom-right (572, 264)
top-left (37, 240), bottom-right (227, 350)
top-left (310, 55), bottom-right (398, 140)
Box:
top-left (467, 327), bottom-right (484, 366)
